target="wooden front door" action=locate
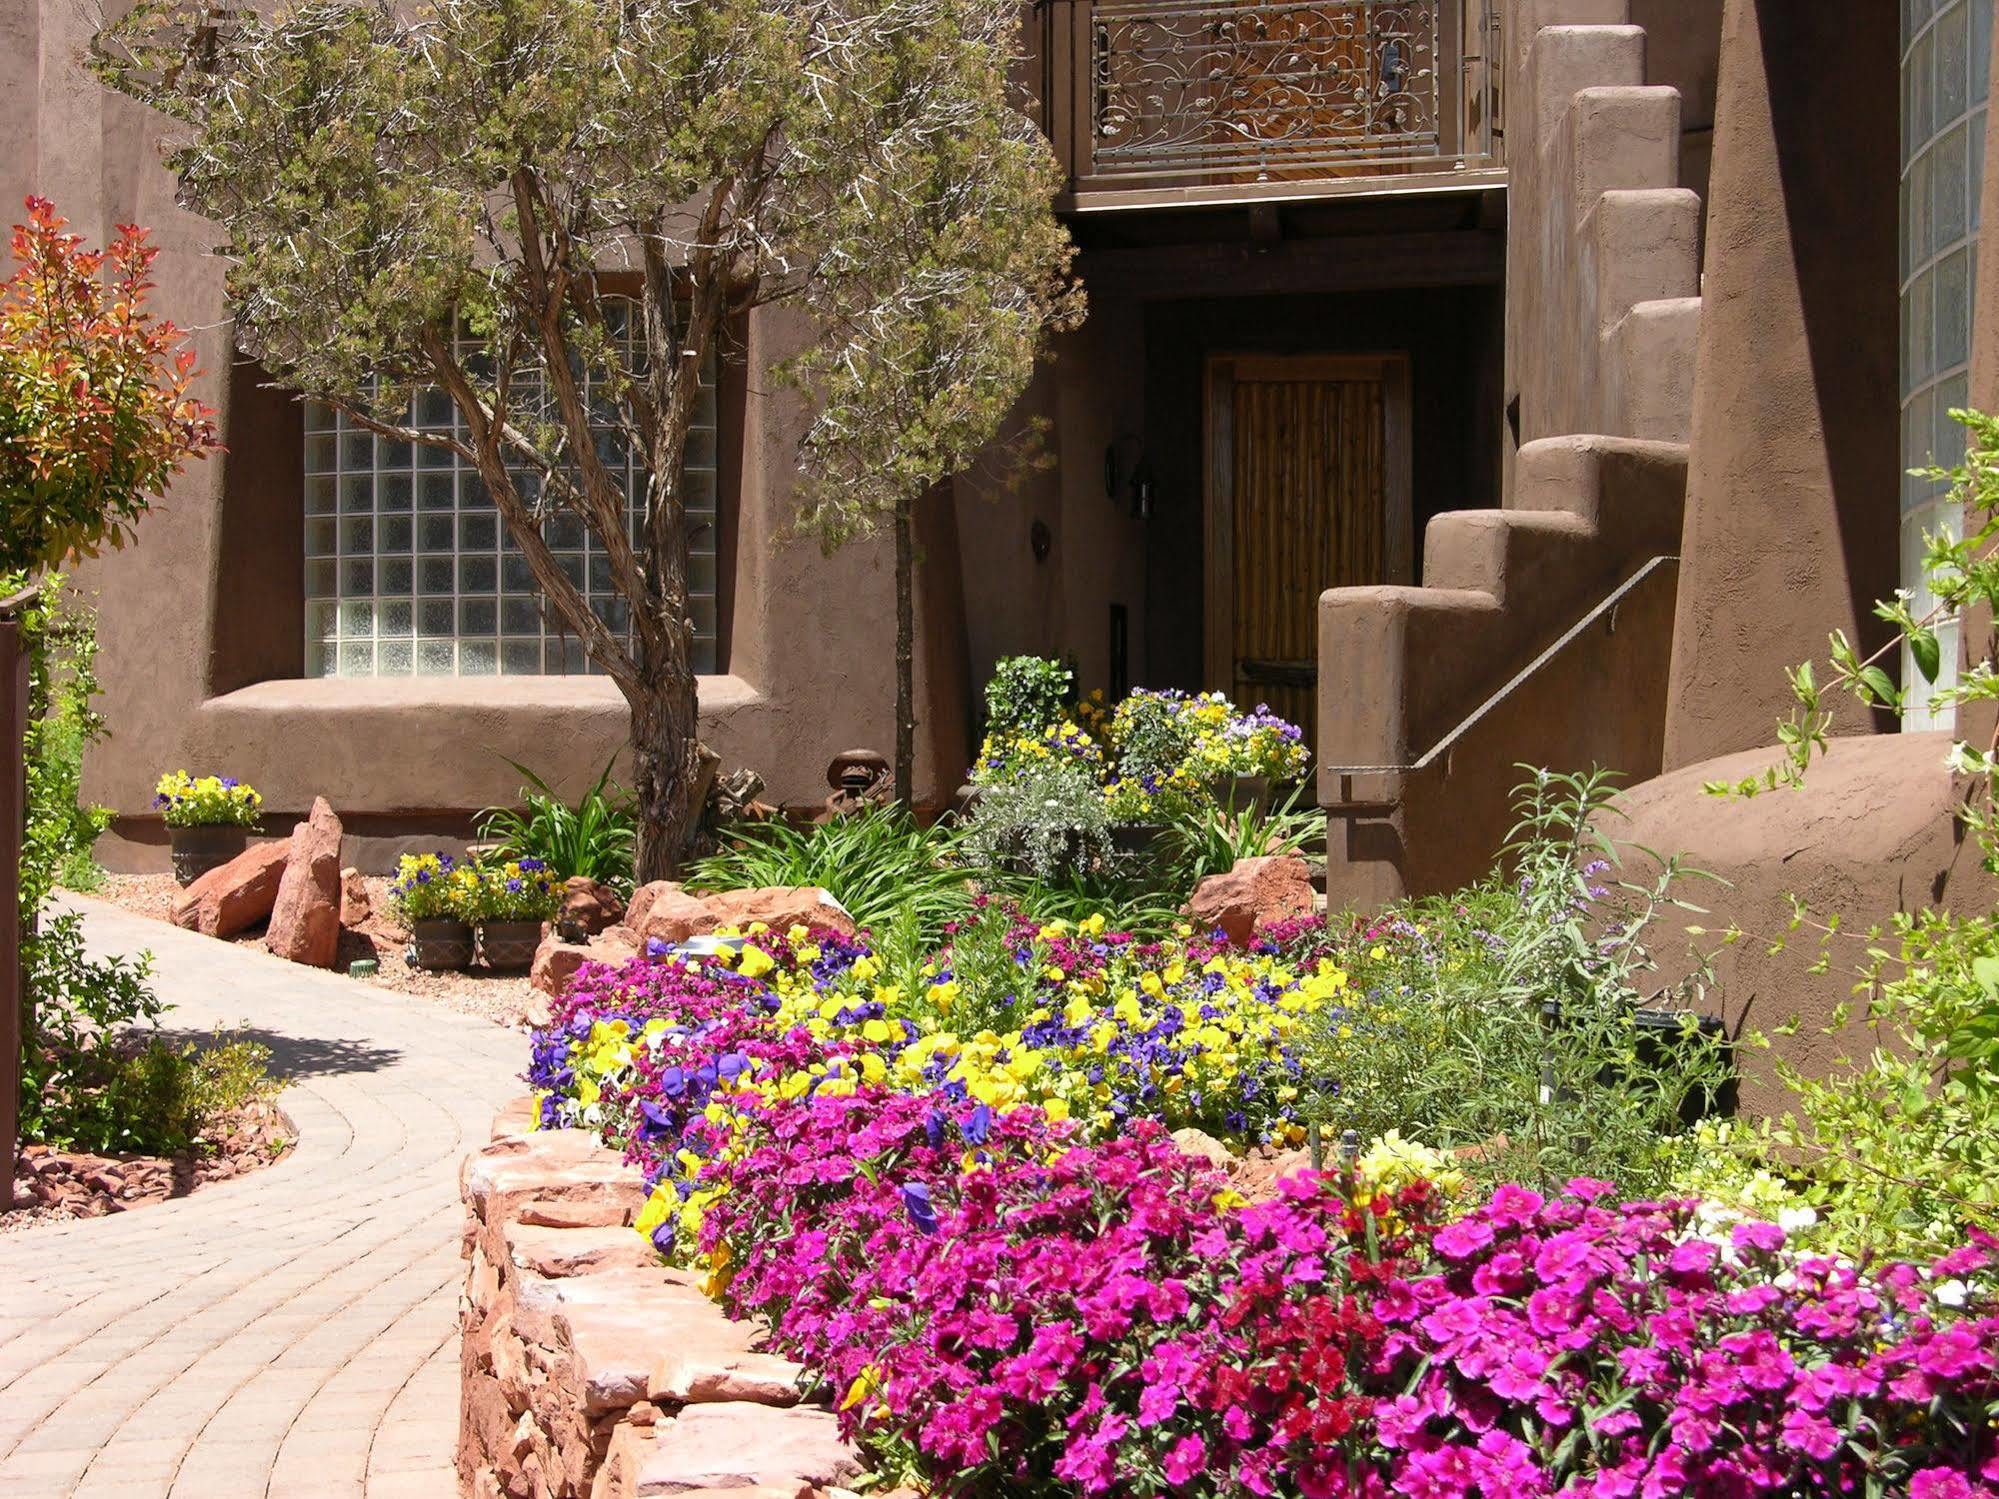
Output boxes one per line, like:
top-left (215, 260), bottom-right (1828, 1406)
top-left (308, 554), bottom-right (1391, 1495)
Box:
top-left (1204, 354), bottom-right (1412, 747)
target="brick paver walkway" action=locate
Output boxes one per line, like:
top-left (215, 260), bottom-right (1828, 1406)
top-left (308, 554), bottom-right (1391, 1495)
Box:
top-left (0, 897), bottom-right (524, 1498)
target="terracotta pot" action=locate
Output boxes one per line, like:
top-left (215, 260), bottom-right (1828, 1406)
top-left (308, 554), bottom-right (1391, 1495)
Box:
top-left (169, 824), bottom-right (247, 887)
top-left (407, 918), bottom-right (474, 971)
top-left (478, 919), bottom-right (544, 971)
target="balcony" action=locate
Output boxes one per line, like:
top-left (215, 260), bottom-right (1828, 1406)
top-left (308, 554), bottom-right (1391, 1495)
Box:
top-left (1036, 0), bottom-right (1504, 211)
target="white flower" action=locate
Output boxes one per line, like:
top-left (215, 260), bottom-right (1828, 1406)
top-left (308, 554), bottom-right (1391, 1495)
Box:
top-left (1777, 1205), bottom-right (1818, 1234)
top-left (1935, 1278), bottom-right (1971, 1308)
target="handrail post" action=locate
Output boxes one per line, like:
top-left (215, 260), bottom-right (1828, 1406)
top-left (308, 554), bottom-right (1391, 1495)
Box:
top-left (0, 597), bottom-right (27, 1209)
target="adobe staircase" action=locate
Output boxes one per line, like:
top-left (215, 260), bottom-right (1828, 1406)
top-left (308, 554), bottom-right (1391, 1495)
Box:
top-left (1316, 1), bottom-right (1703, 910)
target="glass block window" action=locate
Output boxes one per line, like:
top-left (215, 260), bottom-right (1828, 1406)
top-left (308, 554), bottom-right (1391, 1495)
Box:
top-left (304, 333), bottom-right (722, 678)
top-left (1901, 0), bottom-right (1989, 729)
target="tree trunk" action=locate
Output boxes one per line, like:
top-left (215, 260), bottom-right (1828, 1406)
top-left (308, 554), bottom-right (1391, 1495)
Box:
top-left (893, 498), bottom-right (916, 812)
top-left (630, 667), bottom-right (702, 884)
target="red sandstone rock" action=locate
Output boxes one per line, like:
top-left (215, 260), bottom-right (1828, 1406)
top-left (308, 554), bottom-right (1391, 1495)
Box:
top-left (1170, 1127), bottom-right (1234, 1170)
top-left (561, 876), bottom-right (625, 936)
top-left (633, 1406), bottom-right (860, 1494)
top-left (1230, 1145), bottom-right (1313, 1202)
top-left (624, 880), bottom-right (678, 934)
top-left (648, 1341), bottom-right (806, 1408)
top-left (1182, 854), bottom-right (1315, 945)
top-left (339, 866), bottom-right (372, 927)
top-left (634, 885), bottom-right (857, 946)
top-left (532, 928), bottom-right (640, 999)
top-left (170, 840), bottom-right (289, 937)
top-left (266, 798), bottom-right (344, 967)
top-left (506, 1224), bottom-right (658, 1280)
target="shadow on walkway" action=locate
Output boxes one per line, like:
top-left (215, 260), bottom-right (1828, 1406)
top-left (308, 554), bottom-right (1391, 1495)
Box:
top-left (154, 1025), bottom-right (404, 1080)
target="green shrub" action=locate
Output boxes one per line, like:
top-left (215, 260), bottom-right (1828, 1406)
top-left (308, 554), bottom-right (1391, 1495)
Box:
top-left (36, 1030), bottom-right (284, 1157)
top-left (981, 654), bottom-right (1073, 742)
top-left (478, 756), bottom-right (638, 894)
top-left (1291, 768), bottom-right (1732, 1194)
top-left (1165, 781), bottom-right (1322, 889)
top-left (688, 806), bottom-right (973, 948)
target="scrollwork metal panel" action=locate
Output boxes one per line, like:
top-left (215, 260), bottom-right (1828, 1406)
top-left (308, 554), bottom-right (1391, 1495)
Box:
top-left (1087, 0), bottom-right (1452, 182)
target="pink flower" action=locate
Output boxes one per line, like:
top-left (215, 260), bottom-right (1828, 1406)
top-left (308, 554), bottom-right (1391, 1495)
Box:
top-left (1909, 1468), bottom-right (1978, 1499)
top-left (1731, 1220), bottom-right (1786, 1254)
top-left (1162, 1434), bottom-right (1208, 1486)
top-left (1433, 1218), bottom-right (1496, 1262)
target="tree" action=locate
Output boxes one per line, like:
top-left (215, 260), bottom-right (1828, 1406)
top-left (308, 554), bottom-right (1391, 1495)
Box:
top-left (0, 197), bottom-right (220, 574)
top-left (97, 0), bottom-right (1080, 876)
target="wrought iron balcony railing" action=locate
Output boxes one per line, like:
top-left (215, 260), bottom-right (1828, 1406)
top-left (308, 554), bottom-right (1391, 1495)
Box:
top-left (1036, 0), bottom-right (1503, 206)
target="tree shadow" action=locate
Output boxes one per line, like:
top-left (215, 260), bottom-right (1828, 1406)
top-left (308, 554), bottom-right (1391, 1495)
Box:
top-left (152, 1025), bottom-right (402, 1080)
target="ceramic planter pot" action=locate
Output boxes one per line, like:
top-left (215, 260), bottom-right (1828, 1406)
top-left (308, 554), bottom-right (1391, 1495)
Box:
top-left (1212, 775), bottom-right (1272, 815)
top-left (407, 918), bottom-right (474, 971)
top-left (1109, 821), bottom-right (1169, 857)
top-left (478, 919), bottom-right (544, 971)
top-left (169, 824), bottom-right (247, 886)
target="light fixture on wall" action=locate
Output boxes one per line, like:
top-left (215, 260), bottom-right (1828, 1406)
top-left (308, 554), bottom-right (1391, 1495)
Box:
top-left (1104, 433), bottom-right (1154, 522)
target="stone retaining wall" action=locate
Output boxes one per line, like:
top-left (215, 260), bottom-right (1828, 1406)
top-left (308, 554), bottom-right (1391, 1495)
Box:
top-left (458, 1098), bottom-right (865, 1498)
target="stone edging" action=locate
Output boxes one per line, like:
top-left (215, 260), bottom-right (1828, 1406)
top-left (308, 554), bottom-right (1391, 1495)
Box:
top-left (457, 1098), bottom-right (865, 1498)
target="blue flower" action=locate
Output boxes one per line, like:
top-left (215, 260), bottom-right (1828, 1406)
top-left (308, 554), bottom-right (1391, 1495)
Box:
top-left (963, 1103), bottom-right (992, 1145)
top-left (899, 1182), bottom-right (938, 1235)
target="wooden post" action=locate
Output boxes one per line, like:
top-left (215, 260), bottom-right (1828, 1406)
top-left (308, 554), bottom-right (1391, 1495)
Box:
top-left (0, 603), bottom-right (25, 1209)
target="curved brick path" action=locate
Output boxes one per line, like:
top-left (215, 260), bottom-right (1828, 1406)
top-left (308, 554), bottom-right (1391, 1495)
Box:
top-left (0, 897), bottom-right (523, 1498)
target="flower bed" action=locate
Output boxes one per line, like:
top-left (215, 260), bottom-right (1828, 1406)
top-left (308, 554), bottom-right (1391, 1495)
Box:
top-left (521, 915), bottom-right (1999, 1497)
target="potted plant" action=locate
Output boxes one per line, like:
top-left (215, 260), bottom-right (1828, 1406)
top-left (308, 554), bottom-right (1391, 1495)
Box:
top-left (1202, 703), bottom-right (1311, 814)
top-left (154, 771), bottom-right (263, 885)
top-left (470, 857), bottom-right (561, 970)
top-left (388, 852), bottom-right (477, 970)
top-left (963, 759), bottom-right (1112, 881)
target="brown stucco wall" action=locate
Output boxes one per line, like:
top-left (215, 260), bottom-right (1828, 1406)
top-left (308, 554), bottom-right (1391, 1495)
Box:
top-left (1, 1), bottom-right (971, 869)
top-left (1609, 734), bottom-right (1999, 1115)
top-left (1661, 0), bottom-right (1901, 771)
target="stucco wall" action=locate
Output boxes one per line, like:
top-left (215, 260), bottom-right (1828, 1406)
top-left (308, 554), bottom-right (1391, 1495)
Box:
top-left (0, 0), bottom-right (970, 868)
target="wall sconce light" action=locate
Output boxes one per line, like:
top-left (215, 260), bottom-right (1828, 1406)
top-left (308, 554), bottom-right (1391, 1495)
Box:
top-left (1104, 433), bottom-right (1153, 522)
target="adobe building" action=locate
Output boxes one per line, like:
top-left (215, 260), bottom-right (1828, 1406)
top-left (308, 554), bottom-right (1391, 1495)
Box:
top-left (2, 0), bottom-right (1992, 945)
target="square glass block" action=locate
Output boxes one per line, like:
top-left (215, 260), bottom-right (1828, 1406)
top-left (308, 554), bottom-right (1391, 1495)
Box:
top-left (418, 513), bottom-right (455, 552)
top-left (502, 554), bottom-right (536, 592)
top-left (459, 640), bottom-right (498, 675)
top-left (1936, 371), bottom-right (1971, 459)
top-left (309, 640), bottom-right (339, 677)
top-left (305, 401), bottom-right (337, 433)
top-left (1935, 124), bottom-right (1971, 249)
top-left (306, 477), bottom-right (338, 515)
top-left (1936, 247), bottom-right (1973, 370)
top-left (502, 597), bottom-right (541, 634)
top-left (339, 598), bottom-right (376, 638)
top-left (378, 514), bottom-right (414, 555)
top-left (378, 473), bottom-right (414, 514)
top-left (305, 559), bottom-right (337, 598)
top-left (1977, 0), bottom-right (1994, 103)
top-left (339, 640), bottom-right (376, 675)
top-left (307, 599), bottom-right (340, 641)
top-left (458, 512), bottom-right (497, 550)
top-left (305, 518), bottom-right (338, 559)
top-left (378, 599), bottom-right (414, 638)
top-left (342, 557), bottom-right (375, 596)
top-left (418, 599), bottom-right (454, 637)
top-left (377, 639), bottom-right (414, 675)
top-left (1906, 385), bottom-right (1938, 478)
top-left (341, 516), bottom-right (375, 556)
top-left (418, 440), bottom-right (456, 470)
top-left (501, 639), bottom-right (544, 674)
top-left (341, 476), bottom-right (375, 515)
top-left (1938, 0), bottom-right (1971, 120)
top-left (1906, 267), bottom-right (1937, 388)
top-left (380, 438), bottom-right (413, 469)
top-left (418, 473), bottom-right (456, 512)
top-left (418, 388), bottom-right (455, 427)
top-left (459, 598), bottom-right (498, 636)
top-left (304, 434), bottom-right (338, 474)
top-left (1908, 149), bottom-right (1936, 269)
top-left (460, 555), bottom-right (497, 594)
top-left (418, 554), bottom-right (455, 595)
top-left (416, 639), bottom-right (456, 675)
top-left (1911, 27), bottom-right (1938, 149)
top-left (340, 429), bottom-right (375, 470)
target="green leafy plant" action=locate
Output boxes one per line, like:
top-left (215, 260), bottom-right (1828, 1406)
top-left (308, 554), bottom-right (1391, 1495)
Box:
top-left (478, 757), bottom-right (637, 894)
top-left (17, 575), bottom-right (111, 893)
top-left (1292, 768), bottom-right (1732, 1194)
top-left (32, 1028), bottom-right (284, 1157)
top-left (980, 655), bottom-right (1074, 742)
top-left (1167, 781), bottom-right (1323, 889)
top-left (961, 758), bottom-right (1112, 883)
top-left (687, 807), bottom-right (972, 947)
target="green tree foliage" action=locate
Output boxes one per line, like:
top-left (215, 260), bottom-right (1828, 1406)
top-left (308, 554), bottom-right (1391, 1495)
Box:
top-left (97, 0), bottom-right (1080, 875)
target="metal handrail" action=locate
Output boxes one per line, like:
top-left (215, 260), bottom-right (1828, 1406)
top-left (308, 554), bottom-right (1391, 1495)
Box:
top-left (1321, 553), bottom-right (1680, 779)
